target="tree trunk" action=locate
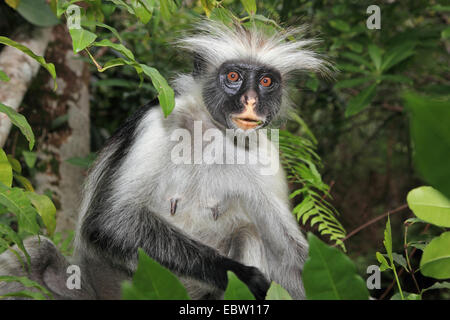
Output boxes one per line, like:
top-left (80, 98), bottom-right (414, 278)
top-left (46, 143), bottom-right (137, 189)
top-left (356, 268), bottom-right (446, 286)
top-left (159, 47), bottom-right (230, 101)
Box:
top-left (25, 24), bottom-right (91, 233)
top-left (0, 27), bottom-right (52, 147)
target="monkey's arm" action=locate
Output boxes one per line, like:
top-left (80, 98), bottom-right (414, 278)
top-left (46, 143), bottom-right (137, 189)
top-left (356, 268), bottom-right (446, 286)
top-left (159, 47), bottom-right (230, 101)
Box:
top-left (82, 207), bottom-right (270, 299)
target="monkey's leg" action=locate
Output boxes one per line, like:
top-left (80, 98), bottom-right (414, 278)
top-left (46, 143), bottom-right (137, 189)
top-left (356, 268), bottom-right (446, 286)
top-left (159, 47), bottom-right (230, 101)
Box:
top-left (225, 225), bottom-right (269, 276)
top-left (0, 236), bottom-right (96, 299)
top-left (81, 207), bottom-right (270, 300)
top-left (178, 224), bottom-right (268, 300)
top-left (244, 193), bottom-right (308, 300)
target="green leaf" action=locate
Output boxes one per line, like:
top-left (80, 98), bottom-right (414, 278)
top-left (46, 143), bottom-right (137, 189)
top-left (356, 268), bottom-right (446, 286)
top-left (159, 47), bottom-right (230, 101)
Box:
top-left (376, 251), bottom-right (390, 271)
top-left (306, 77), bottom-right (319, 92)
top-left (140, 64), bottom-right (175, 117)
top-left (65, 153), bottom-right (97, 169)
top-left (200, 0), bottom-right (216, 17)
top-left (340, 52), bottom-right (373, 70)
top-left (69, 28), bottom-right (97, 54)
top-left (381, 42), bottom-right (416, 72)
top-left (378, 74), bottom-right (413, 85)
top-left (210, 7), bottom-right (234, 26)
top-left (303, 233), bottom-right (369, 300)
top-left (0, 70), bottom-right (10, 82)
top-left (25, 192), bottom-right (56, 237)
top-left (334, 77), bottom-right (373, 89)
top-left (105, 0), bottom-right (135, 14)
top-left (224, 271), bottom-right (255, 300)
top-left (5, 0), bottom-right (20, 9)
top-left (407, 186), bottom-right (450, 228)
top-left (15, 0), bottom-right (59, 27)
top-left (0, 275), bottom-right (52, 299)
top-left (404, 93), bottom-right (450, 198)
top-left (0, 36), bottom-right (57, 90)
top-left (22, 151), bottom-right (37, 169)
top-left (389, 253), bottom-right (408, 271)
top-left (0, 183), bottom-right (40, 234)
top-left (160, 0), bottom-right (177, 20)
top-left (0, 149), bottom-right (13, 187)
top-left (346, 42), bottom-right (363, 53)
top-left (368, 44), bottom-right (383, 71)
top-left (121, 248), bottom-right (189, 299)
top-left (345, 83), bottom-right (377, 117)
top-left (131, 0), bottom-right (153, 24)
top-left (0, 290), bottom-right (46, 300)
top-left (442, 27), bottom-right (450, 39)
top-left (329, 19), bottom-right (350, 32)
top-left (93, 39), bottom-right (135, 60)
top-left (420, 231), bottom-right (450, 280)
top-left (265, 282), bottom-right (292, 300)
top-left (13, 174), bottom-right (34, 192)
top-left (408, 241), bottom-right (427, 251)
top-left (383, 216), bottom-right (393, 263)
top-left (241, 0), bottom-right (257, 15)
top-left (391, 292), bottom-right (421, 300)
top-left (7, 155), bottom-right (21, 174)
top-left (422, 281), bottom-right (450, 293)
top-left (0, 103), bottom-right (35, 150)
top-left (0, 223), bottom-right (30, 266)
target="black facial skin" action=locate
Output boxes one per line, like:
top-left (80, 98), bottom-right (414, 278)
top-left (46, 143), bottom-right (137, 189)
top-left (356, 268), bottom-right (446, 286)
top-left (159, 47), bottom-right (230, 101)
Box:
top-left (200, 59), bottom-right (282, 130)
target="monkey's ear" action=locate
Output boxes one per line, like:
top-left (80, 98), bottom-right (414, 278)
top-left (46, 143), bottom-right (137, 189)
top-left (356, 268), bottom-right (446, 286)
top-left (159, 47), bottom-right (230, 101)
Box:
top-left (193, 53), bottom-right (207, 77)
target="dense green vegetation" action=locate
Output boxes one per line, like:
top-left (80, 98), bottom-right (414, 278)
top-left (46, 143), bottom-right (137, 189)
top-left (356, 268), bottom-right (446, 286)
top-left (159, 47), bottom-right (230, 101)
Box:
top-left (0, 0), bottom-right (449, 300)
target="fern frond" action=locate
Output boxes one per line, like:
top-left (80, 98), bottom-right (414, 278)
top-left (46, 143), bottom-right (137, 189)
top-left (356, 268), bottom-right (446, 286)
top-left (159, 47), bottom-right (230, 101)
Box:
top-left (279, 129), bottom-right (346, 250)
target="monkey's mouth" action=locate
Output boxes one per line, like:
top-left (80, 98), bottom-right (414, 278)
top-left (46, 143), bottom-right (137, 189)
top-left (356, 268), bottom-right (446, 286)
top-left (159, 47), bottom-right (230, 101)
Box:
top-left (232, 116), bottom-right (264, 130)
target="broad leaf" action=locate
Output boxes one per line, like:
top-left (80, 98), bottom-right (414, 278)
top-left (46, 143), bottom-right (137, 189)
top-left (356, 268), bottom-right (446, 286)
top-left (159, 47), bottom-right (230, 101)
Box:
top-left (140, 64), bottom-right (175, 117)
top-left (121, 249), bottom-right (189, 299)
top-left (93, 40), bottom-right (135, 60)
top-left (420, 231), bottom-right (450, 280)
top-left (345, 83), bottom-right (377, 117)
top-left (224, 271), bottom-right (255, 300)
top-left (0, 36), bottom-right (57, 90)
top-left (22, 151), bottom-right (37, 169)
top-left (407, 186), bottom-right (450, 228)
top-left (0, 183), bottom-right (40, 234)
top-left (25, 192), bottom-right (56, 237)
top-left (0, 275), bottom-right (52, 299)
top-left (15, 0), bottom-right (59, 27)
top-left (329, 20), bottom-right (350, 32)
top-left (241, 0), bottom-right (257, 15)
top-left (334, 77), bottom-right (373, 89)
top-left (265, 282), bottom-right (292, 300)
top-left (404, 93), bottom-right (450, 199)
top-left (0, 103), bottom-right (35, 150)
top-left (381, 42), bottom-right (416, 72)
top-left (0, 149), bottom-right (13, 187)
top-left (0, 70), bottom-right (10, 82)
top-left (303, 233), bottom-right (369, 300)
top-left (368, 44), bottom-right (383, 71)
top-left (422, 281), bottom-right (450, 293)
top-left (69, 28), bottom-right (97, 53)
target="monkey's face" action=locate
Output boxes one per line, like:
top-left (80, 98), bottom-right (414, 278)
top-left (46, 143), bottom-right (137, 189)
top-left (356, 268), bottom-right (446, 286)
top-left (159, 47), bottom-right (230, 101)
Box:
top-left (202, 60), bottom-right (282, 130)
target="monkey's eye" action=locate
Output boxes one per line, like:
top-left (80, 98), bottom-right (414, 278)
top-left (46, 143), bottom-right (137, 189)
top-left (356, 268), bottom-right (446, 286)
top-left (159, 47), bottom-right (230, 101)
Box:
top-left (260, 76), bottom-right (272, 87)
top-left (227, 71), bottom-right (240, 82)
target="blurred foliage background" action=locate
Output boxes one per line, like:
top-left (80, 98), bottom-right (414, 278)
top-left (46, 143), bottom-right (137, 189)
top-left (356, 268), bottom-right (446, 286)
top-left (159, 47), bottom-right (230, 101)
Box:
top-left (0, 0), bottom-right (449, 299)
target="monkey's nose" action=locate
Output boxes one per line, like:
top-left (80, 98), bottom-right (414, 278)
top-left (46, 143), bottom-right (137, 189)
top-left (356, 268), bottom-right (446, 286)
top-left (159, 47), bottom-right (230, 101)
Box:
top-left (241, 90), bottom-right (258, 110)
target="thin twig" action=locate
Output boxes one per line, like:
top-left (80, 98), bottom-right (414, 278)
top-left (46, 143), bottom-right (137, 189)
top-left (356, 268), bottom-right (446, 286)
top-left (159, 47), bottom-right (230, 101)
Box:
top-left (338, 204), bottom-right (409, 245)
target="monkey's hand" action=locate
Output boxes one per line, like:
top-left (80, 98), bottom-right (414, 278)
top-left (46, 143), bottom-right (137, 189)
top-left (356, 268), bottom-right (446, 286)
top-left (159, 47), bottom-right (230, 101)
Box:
top-left (222, 258), bottom-right (271, 300)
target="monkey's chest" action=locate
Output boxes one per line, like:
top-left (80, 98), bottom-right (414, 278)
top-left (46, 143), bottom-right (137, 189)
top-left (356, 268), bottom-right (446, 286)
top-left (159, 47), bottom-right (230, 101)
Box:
top-left (150, 166), bottom-right (252, 248)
